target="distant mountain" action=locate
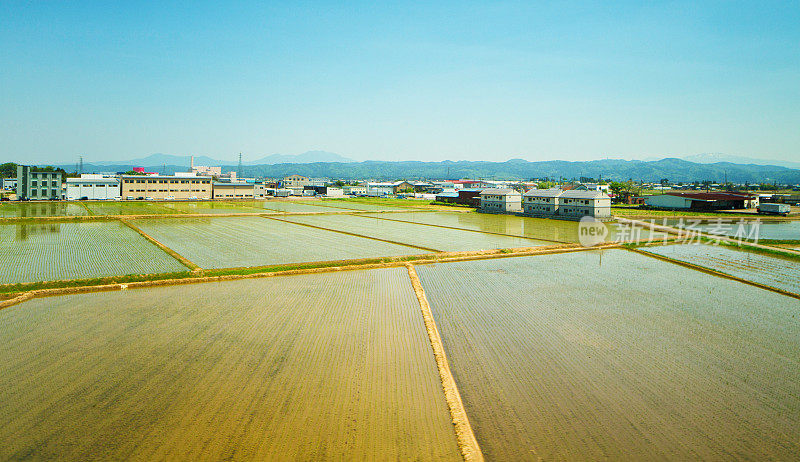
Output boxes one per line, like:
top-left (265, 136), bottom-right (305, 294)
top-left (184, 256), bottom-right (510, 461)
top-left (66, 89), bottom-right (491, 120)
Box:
top-left (92, 153), bottom-right (227, 167)
top-left (58, 157), bottom-right (800, 183)
top-left (90, 150), bottom-right (354, 167)
top-left (681, 153), bottom-right (800, 170)
top-left (246, 151), bottom-right (355, 165)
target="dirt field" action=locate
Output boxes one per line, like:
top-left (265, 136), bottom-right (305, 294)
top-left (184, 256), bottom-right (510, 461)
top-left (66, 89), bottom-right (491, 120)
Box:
top-left (0, 268), bottom-right (460, 460)
top-left (415, 250), bottom-right (800, 460)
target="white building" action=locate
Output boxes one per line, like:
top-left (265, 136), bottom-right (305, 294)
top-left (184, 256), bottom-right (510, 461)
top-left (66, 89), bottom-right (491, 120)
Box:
top-left (522, 189), bottom-right (611, 219)
top-left (1, 178), bottom-right (17, 190)
top-left (343, 185), bottom-right (367, 196)
top-left (367, 182), bottom-right (398, 196)
top-left (479, 188), bottom-right (522, 213)
top-left (66, 175), bottom-right (121, 200)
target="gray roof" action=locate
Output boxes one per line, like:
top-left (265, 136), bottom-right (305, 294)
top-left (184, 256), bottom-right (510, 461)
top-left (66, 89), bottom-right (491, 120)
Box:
top-left (480, 188), bottom-right (520, 196)
top-left (561, 190), bottom-right (609, 199)
top-left (523, 188), bottom-right (562, 197)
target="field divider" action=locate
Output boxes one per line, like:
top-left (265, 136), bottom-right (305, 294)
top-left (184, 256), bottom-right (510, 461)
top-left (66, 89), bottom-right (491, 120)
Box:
top-left (262, 215), bottom-right (444, 253)
top-left (119, 219), bottom-right (201, 271)
top-left (405, 263), bottom-right (484, 462)
top-left (626, 247), bottom-right (800, 300)
top-left (348, 213), bottom-right (569, 244)
top-left (77, 201), bottom-right (95, 216)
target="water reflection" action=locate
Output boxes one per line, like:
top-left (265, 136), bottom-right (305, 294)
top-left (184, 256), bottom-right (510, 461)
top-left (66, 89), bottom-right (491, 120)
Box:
top-left (16, 223), bottom-right (62, 240)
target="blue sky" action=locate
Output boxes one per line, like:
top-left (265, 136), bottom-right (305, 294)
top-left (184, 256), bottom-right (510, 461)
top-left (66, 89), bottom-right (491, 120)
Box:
top-left (1, 1), bottom-right (798, 164)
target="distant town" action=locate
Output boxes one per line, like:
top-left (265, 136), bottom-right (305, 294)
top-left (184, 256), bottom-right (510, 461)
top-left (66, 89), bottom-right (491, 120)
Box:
top-left (2, 157), bottom-right (798, 221)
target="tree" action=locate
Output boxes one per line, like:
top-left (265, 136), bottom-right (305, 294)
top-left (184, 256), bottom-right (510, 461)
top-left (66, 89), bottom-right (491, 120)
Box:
top-left (537, 181), bottom-right (555, 189)
top-left (0, 162), bottom-right (17, 178)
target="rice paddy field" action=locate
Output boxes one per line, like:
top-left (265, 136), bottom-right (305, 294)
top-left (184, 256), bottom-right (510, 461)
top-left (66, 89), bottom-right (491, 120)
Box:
top-left (317, 199), bottom-right (411, 212)
top-left (0, 221), bottom-right (188, 284)
top-left (664, 218), bottom-right (800, 241)
top-left (360, 211), bottom-right (634, 243)
top-left (0, 269), bottom-right (461, 460)
top-left (415, 250), bottom-right (800, 460)
top-left (0, 201), bottom-right (89, 218)
top-left (642, 243), bottom-right (800, 295)
top-left (133, 216), bottom-right (426, 268)
top-left (280, 213), bottom-right (549, 251)
top-left (160, 200), bottom-right (266, 214)
top-left (259, 201), bottom-right (355, 213)
top-left (84, 201), bottom-right (178, 216)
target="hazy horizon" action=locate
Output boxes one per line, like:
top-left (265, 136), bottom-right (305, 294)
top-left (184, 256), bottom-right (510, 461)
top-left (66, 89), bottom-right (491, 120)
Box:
top-left (2, 1), bottom-right (798, 165)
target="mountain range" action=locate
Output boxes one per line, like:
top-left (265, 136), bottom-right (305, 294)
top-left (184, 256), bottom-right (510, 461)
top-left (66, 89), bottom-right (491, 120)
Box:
top-left (63, 156), bottom-right (800, 184)
top-left (90, 151), bottom-right (355, 167)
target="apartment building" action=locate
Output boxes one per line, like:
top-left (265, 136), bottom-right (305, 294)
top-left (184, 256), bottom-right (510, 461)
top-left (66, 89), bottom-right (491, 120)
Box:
top-left (523, 189), bottom-right (611, 219)
top-left (121, 175), bottom-right (212, 200)
top-left (16, 165), bottom-right (63, 200)
top-left (479, 188), bottom-right (522, 213)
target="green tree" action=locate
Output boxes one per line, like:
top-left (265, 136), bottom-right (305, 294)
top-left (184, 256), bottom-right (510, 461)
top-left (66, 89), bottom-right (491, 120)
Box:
top-left (0, 162), bottom-right (17, 178)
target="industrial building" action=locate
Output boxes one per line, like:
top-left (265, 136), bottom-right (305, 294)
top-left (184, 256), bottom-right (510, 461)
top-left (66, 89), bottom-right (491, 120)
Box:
top-left (479, 189), bottom-right (522, 213)
top-left (522, 189), bottom-right (612, 219)
top-left (16, 165), bottom-right (63, 200)
top-left (212, 182), bottom-right (255, 199)
top-left (66, 175), bottom-right (121, 200)
top-left (644, 192), bottom-right (759, 211)
top-left (121, 175), bottom-right (212, 200)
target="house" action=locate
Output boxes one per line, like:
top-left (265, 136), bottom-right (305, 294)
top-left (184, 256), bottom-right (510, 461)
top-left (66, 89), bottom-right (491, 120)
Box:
top-left (66, 175), bottom-right (121, 200)
top-left (644, 192), bottom-right (759, 210)
top-left (16, 166), bottom-right (63, 201)
top-left (523, 189), bottom-right (612, 219)
top-left (121, 175), bottom-right (212, 200)
top-left (479, 189), bottom-right (522, 213)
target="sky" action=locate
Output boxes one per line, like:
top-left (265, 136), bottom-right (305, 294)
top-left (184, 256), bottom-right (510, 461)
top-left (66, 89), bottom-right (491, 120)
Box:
top-left (1, 1), bottom-right (798, 164)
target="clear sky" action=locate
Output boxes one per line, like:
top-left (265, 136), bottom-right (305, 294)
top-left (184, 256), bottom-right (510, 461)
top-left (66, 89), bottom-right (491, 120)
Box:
top-left (1, 1), bottom-right (798, 164)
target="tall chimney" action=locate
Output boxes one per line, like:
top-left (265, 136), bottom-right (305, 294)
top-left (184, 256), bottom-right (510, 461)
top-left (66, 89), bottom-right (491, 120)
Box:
top-left (190, 155), bottom-right (194, 171)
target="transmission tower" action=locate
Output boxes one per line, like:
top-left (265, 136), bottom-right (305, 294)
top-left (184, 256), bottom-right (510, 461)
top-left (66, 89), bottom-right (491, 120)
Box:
top-left (237, 152), bottom-right (243, 179)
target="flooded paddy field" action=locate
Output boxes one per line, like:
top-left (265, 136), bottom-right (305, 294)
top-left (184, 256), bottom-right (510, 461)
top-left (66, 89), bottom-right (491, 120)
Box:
top-left (416, 250), bottom-right (800, 460)
top-left (0, 269), bottom-right (460, 460)
top-left (0, 221), bottom-right (187, 284)
top-left (362, 211), bottom-right (645, 243)
top-left (133, 216), bottom-right (426, 268)
top-left (280, 213), bottom-right (548, 251)
top-left (664, 218), bottom-right (800, 241)
top-left (160, 200), bottom-right (266, 214)
top-left (84, 201), bottom-right (177, 216)
top-left (259, 201), bottom-right (354, 213)
top-left (317, 200), bottom-right (410, 212)
top-left (0, 201), bottom-right (89, 218)
top-left (642, 243), bottom-right (800, 295)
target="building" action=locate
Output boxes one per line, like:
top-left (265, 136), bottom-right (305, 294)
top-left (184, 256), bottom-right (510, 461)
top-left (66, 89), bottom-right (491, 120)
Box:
top-left (121, 175), bottom-right (212, 200)
top-left (479, 188), bottom-right (522, 213)
top-left (366, 182), bottom-right (398, 196)
top-left (343, 185), bottom-right (367, 196)
top-left (435, 188), bottom-right (482, 207)
top-left (2, 177), bottom-right (18, 191)
top-left (16, 166), bottom-right (63, 200)
top-left (66, 175), bottom-right (121, 200)
top-left (522, 189), bottom-right (612, 219)
top-left (283, 175), bottom-right (310, 188)
top-left (304, 185), bottom-right (344, 197)
top-left (192, 165), bottom-right (222, 177)
top-left (213, 182), bottom-right (255, 199)
top-left (644, 192), bottom-right (759, 211)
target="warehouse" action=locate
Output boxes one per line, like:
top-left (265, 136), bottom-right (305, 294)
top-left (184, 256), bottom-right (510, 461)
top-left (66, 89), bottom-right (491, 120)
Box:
top-left (644, 192), bottom-right (759, 211)
top-left (66, 175), bottom-right (120, 200)
top-left (213, 182), bottom-right (255, 199)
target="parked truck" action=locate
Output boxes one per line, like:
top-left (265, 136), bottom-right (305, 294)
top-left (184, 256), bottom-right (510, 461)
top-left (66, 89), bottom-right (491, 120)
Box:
top-left (757, 202), bottom-right (790, 216)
